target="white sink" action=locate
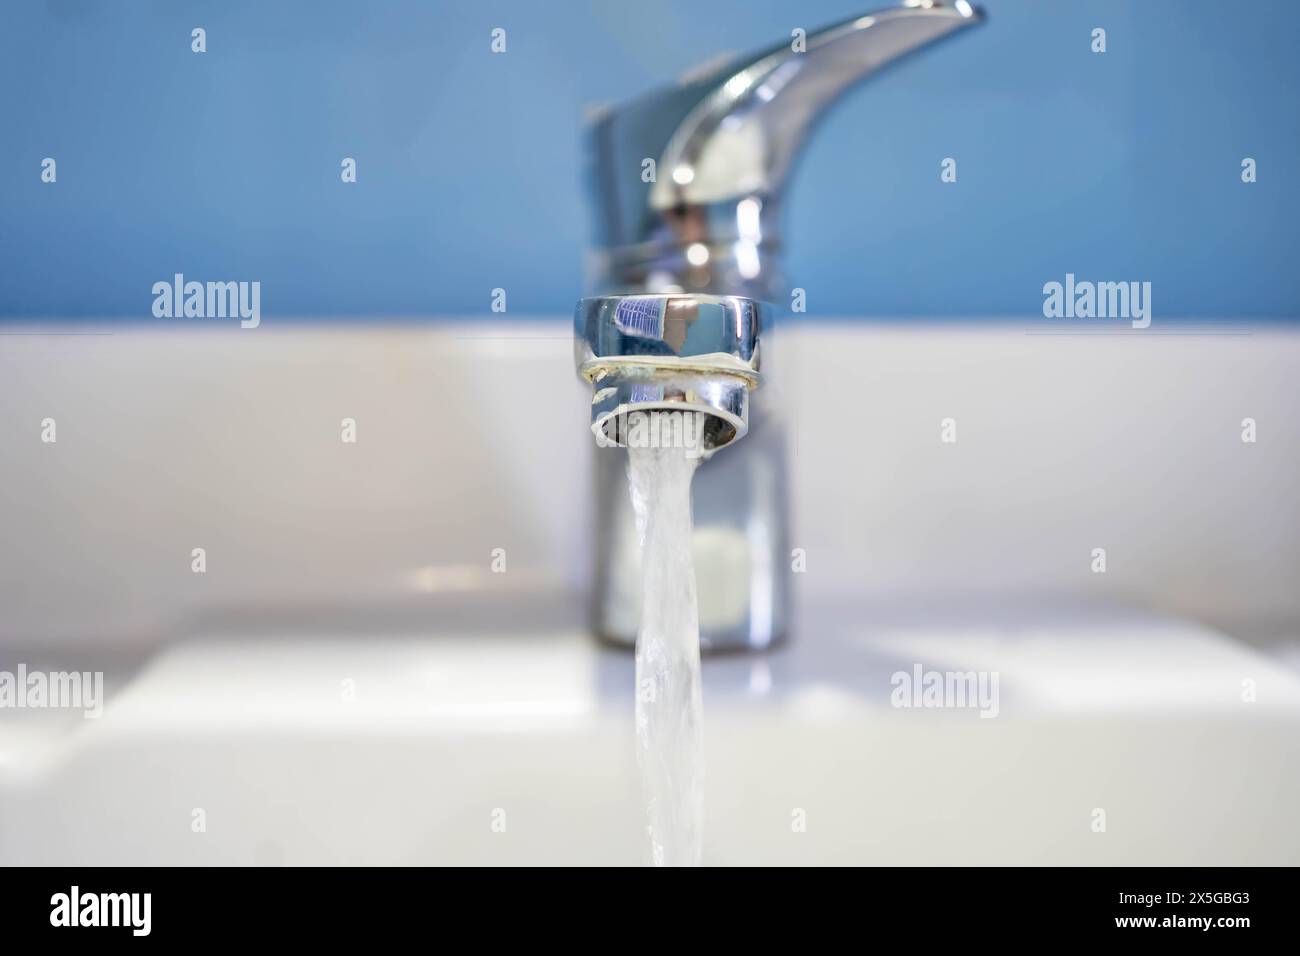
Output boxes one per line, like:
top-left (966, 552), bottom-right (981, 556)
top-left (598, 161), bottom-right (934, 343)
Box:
top-left (2, 322), bottom-right (1299, 865)
top-left (3, 596), bottom-right (1298, 865)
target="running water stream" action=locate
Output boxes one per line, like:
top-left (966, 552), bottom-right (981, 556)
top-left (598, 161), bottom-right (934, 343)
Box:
top-left (626, 424), bottom-right (704, 866)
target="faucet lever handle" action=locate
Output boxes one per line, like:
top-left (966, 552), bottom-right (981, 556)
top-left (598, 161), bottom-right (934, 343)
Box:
top-left (589, 1), bottom-right (985, 298)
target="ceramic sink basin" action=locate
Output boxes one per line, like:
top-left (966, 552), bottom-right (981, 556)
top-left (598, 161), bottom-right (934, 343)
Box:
top-left (2, 322), bottom-right (1298, 864)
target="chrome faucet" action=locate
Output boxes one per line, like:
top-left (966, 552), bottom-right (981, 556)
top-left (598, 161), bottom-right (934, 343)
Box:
top-left (575, 2), bottom-right (985, 651)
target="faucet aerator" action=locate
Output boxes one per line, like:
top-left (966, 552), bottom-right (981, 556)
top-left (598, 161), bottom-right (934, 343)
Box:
top-left (587, 366), bottom-right (750, 456)
top-left (575, 293), bottom-right (764, 457)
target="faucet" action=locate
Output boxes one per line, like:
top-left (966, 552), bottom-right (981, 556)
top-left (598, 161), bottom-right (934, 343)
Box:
top-left (574, 2), bottom-right (985, 651)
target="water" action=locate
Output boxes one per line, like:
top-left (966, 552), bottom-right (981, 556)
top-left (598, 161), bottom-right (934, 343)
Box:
top-left (626, 428), bottom-right (704, 867)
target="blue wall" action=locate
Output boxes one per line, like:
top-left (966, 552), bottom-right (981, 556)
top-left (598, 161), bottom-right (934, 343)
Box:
top-left (2, 0), bottom-right (1296, 319)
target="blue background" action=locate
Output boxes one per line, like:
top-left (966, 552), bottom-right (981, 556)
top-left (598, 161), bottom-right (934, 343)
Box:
top-left (2, 0), bottom-right (1297, 319)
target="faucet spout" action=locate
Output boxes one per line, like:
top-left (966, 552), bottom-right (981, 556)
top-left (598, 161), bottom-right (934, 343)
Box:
top-left (575, 294), bottom-right (765, 455)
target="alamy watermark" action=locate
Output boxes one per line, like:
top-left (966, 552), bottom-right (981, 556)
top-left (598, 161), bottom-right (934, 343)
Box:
top-left (0, 664), bottom-right (104, 718)
top-left (597, 408), bottom-right (708, 459)
top-left (890, 664), bottom-right (999, 718)
top-left (50, 886), bottom-right (150, 936)
top-left (152, 273), bottom-right (261, 328)
top-left (1042, 273), bottom-right (1151, 329)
